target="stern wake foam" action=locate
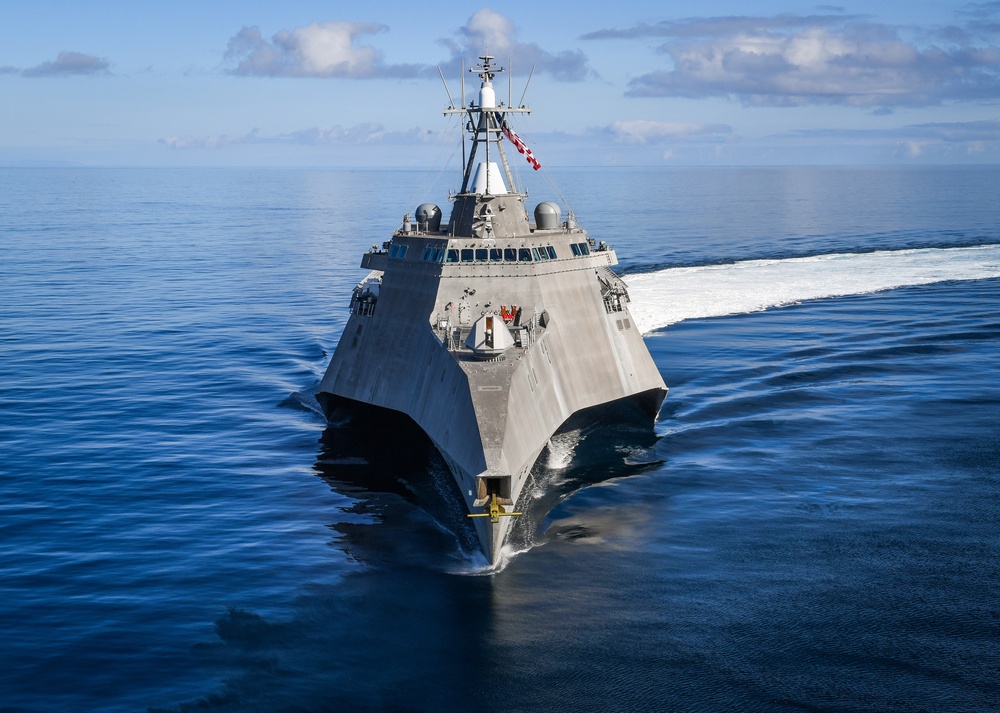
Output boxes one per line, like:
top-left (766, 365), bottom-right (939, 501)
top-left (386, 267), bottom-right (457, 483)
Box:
top-left (627, 245), bottom-right (1000, 334)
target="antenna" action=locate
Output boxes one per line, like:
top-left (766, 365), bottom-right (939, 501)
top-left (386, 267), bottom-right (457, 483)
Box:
top-left (518, 65), bottom-right (536, 108)
top-left (458, 57), bottom-right (466, 181)
top-left (437, 66), bottom-right (456, 109)
top-left (508, 57), bottom-right (512, 108)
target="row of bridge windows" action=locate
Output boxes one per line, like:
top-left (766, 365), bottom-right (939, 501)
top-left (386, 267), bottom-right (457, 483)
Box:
top-left (412, 241), bottom-right (596, 265)
top-left (420, 245), bottom-right (561, 264)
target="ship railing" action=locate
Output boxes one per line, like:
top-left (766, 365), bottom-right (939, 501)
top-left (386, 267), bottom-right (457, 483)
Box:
top-left (595, 265), bottom-right (630, 315)
top-left (432, 311), bottom-right (545, 355)
top-left (602, 294), bottom-right (625, 314)
top-left (351, 298), bottom-right (377, 317)
top-left (434, 325), bottom-right (538, 354)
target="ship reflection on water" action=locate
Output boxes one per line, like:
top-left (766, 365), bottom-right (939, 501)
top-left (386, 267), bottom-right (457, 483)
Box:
top-left (313, 399), bottom-right (663, 571)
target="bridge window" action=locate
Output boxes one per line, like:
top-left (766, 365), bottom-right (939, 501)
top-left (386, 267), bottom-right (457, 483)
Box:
top-left (489, 248), bottom-right (503, 262)
top-left (446, 249), bottom-right (459, 263)
top-left (475, 248), bottom-right (488, 262)
top-left (421, 246), bottom-right (445, 263)
top-left (461, 249), bottom-right (474, 262)
top-left (519, 248), bottom-right (533, 262)
top-left (547, 246), bottom-right (557, 259)
top-left (504, 247), bottom-right (517, 261)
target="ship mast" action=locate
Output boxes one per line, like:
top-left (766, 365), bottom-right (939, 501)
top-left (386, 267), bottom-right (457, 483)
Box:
top-left (445, 54), bottom-right (530, 197)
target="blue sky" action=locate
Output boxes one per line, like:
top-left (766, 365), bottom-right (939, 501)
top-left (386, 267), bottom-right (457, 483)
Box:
top-left (2, 1), bottom-right (999, 166)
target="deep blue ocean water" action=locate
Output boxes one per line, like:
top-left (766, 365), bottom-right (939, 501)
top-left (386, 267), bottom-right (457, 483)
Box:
top-left (2, 166), bottom-right (999, 712)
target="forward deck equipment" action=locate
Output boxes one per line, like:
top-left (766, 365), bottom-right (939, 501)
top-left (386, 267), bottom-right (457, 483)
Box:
top-left (316, 55), bottom-right (667, 564)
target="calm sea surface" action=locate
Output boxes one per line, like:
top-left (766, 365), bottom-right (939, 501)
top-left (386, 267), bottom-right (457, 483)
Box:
top-left (2, 166), bottom-right (999, 712)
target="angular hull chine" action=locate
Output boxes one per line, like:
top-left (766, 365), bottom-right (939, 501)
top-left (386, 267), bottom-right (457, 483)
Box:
top-left (315, 54), bottom-right (669, 565)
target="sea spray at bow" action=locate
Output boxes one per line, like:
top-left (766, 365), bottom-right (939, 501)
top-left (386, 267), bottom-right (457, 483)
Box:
top-left (627, 244), bottom-right (1000, 334)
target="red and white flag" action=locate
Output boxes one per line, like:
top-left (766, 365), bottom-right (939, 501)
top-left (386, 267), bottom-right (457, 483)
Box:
top-left (501, 121), bottom-right (541, 170)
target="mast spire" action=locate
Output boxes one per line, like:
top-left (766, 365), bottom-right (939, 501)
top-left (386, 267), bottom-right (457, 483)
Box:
top-left (444, 54), bottom-right (534, 196)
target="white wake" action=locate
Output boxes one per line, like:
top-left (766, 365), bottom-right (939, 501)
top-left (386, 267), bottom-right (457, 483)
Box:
top-left (545, 428), bottom-right (584, 470)
top-left (626, 245), bottom-right (1000, 334)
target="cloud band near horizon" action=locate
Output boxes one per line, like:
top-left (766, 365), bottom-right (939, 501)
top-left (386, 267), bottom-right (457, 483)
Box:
top-left (584, 10), bottom-right (1000, 108)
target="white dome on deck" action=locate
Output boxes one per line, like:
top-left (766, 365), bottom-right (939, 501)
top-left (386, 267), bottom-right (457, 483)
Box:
top-left (465, 313), bottom-right (514, 358)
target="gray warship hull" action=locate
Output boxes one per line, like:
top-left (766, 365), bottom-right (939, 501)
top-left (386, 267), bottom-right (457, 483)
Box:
top-left (316, 55), bottom-right (667, 565)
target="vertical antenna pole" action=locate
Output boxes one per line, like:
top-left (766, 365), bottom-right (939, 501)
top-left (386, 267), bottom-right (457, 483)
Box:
top-left (460, 59), bottom-right (466, 182)
top-left (438, 66), bottom-right (456, 109)
top-left (518, 65), bottom-right (535, 108)
top-left (484, 89), bottom-right (490, 195)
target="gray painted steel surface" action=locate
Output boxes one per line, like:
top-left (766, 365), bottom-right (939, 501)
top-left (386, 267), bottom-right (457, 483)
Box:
top-left (317, 56), bottom-right (667, 564)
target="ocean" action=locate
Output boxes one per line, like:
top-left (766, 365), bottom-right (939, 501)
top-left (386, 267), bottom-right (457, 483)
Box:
top-left (1, 165), bottom-right (998, 712)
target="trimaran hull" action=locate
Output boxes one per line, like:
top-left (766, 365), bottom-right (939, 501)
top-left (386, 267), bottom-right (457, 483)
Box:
top-left (316, 55), bottom-right (667, 565)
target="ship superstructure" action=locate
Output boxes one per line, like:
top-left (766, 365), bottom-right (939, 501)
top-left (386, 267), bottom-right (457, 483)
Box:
top-left (316, 56), bottom-right (667, 564)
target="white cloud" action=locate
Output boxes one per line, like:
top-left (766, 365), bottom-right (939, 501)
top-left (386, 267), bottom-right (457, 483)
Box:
top-left (585, 11), bottom-right (1000, 107)
top-left (158, 132), bottom-right (255, 149)
top-left (225, 22), bottom-right (421, 78)
top-left (606, 119), bottom-right (733, 143)
top-left (290, 22), bottom-right (380, 75)
top-left (786, 117), bottom-right (1000, 143)
top-left (21, 51), bottom-right (110, 77)
top-left (440, 9), bottom-right (591, 81)
top-left (159, 124), bottom-right (451, 149)
top-left (779, 118), bottom-right (1000, 159)
top-left (463, 8), bottom-right (516, 54)
top-left (223, 11), bottom-right (590, 82)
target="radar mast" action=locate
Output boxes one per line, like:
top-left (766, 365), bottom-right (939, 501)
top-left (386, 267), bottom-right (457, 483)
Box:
top-left (445, 54), bottom-right (532, 196)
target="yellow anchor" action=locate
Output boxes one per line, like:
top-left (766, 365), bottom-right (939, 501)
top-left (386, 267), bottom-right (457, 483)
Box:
top-left (467, 493), bottom-right (522, 524)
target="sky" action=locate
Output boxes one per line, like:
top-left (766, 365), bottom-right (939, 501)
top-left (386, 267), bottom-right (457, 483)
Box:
top-left (2, 0), bottom-right (1000, 167)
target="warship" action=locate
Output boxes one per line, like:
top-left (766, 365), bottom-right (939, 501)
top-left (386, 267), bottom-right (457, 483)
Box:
top-left (316, 55), bottom-right (667, 565)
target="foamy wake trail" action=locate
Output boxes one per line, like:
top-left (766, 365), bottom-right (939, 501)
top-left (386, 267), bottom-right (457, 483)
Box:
top-left (627, 245), bottom-right (1000, 334)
